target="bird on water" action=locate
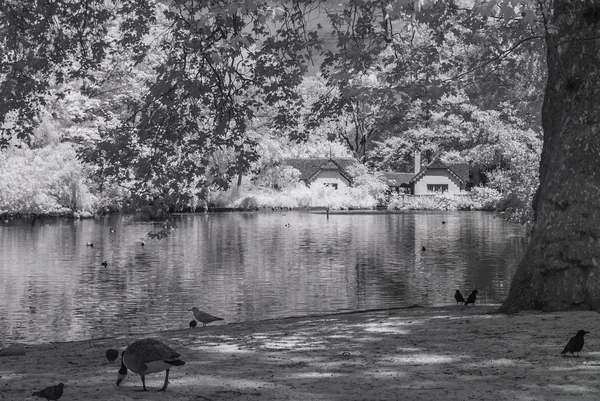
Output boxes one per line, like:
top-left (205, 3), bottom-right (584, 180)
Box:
top-left (454, 290), bottom-right (466, 305)
top-left (32, 383), bottom-right (64, 400)
top-left (561, 330), bottom-right (589, 357)
top-left (101, 261), bottom-right (108, 267)
top-left (86, 242), bottom-right (93, 247)
top-left (189, 307), bottom-right (224, 327)
top-left (116, 338), bottom-right (185, 391)
top-left (464, 290), bottom-right (478, 306)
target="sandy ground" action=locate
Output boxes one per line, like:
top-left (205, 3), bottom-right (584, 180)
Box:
top-left (2, 305), bottom-right (600, 401)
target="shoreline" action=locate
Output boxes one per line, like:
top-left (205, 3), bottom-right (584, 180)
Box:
top-left (3, 305), bottom-right (600, 400)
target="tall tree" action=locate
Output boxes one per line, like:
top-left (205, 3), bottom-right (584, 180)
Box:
top-left (500, 0), bottom-right (600, 312)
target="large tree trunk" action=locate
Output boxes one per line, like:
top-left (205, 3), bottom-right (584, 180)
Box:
top-left (500, 1), bottom-right (600, 313)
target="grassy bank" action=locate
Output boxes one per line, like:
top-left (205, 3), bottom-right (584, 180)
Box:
top-left (2, 306), bottom-right (600, 400)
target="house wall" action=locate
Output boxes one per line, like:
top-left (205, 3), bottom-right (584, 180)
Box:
top-left (311, 170), bottom-right (350, 188)
top-left (413, 168), bottom-right (463, 195)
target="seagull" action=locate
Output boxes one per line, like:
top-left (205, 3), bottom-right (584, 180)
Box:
top-left (561, 330), bottom-right (589, 357)
top-left (106, 349), bottom-right (119, 362)
top-left (86, 242), bottom-right (93, 247)
top-left (32, 383), bottom-right (64, 400)
top-left (189, 307), bottom-right (224, 327)
top-left (464, 290), bottom-right (478, 306)
top-left (116, 338), bottom-right (185, 391)
top-left (189, 320), bottom-right (197, 329)
top-left (454, 290), bottom-right (465, 305)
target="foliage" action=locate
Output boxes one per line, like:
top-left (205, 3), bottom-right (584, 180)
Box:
top-left (0, 143), bottom-right (96, 215)
top-left (387, 190), bottom-right (500, 211)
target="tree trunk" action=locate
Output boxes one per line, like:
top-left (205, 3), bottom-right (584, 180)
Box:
top-left (500, 1), bottom-right (600, 313)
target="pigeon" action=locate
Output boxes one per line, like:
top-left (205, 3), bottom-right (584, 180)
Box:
top-left (117, 338), bottom-right (185, 391)
top-left (101, 261), bottom-right (108, 267)
top-left (32, 383), bottom-right (64, 400)
top-left (561, 330), bottom-right (589, 357)
top-left (189, 307), bottom-right (224, 327)
top-left (189, 320), bottom-right (197, 329)
top-left (464, 290), bottom-right (478, 306)
top-left (106, 348), bottom-right (119, 362)
top-left (454, 290), bottom-right (465, 305)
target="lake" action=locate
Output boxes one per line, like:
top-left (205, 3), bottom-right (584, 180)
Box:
top-left (0, 211), bottom-right (528, 344)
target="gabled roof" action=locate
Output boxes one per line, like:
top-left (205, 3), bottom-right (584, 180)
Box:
top-left (283, 158), bottom-right (356, 183)
top-left (410, 157), bottom-right (470, 184)
top-left (383, 172), bottom-right (414, 186)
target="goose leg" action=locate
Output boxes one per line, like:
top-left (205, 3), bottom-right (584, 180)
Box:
top-left (158, 369), bottom-right (170, 392)
top-left (138, 375), bottom-right (147, 391)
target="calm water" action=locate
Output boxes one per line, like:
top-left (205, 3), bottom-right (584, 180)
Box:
top-left (0, 211), bottom-right (528, 344)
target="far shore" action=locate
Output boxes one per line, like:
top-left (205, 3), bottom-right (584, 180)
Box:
top-left (3, 305), bottom-right (600, 401)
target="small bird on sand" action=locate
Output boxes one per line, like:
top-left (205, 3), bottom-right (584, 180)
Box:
top-left (189, 307), bottom-right (224, 327)
top-left (101, 261), bottom-right (108, 267)
top-left (86, 242), bottom-right (93, 247)
top-left (106, 348), bottom-right (119, 362)
top-left (464, 290), bottom-right (478, 306)
top-left (561, 330), bottom-right (589, 357)
top-left (117, 338), bottom-right (185, 391)
top-left (454, 290), bottom-right (466, 305)
top-left (189, 320), bottom-right (197, 329)
top-left (32, 383), bottom-right (64, 400)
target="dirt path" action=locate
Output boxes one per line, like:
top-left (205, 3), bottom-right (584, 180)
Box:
top-left (2, 305), bottom-right (600, 400)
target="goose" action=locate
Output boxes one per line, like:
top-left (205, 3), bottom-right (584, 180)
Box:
top-left (116, 338), bottom-right (185, 391)
top-left (189, 307), bottom-right (224, 327)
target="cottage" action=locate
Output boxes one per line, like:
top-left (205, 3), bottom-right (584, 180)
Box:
top-left (385, 154), bottom-right (470, 195)
top-left (283, 158), bottom-right (355, 189)
top-left (411, 157), bottom-right (470, 195)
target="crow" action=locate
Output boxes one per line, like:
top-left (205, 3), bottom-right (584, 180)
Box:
top-left (422, 246), bottom-right (426, 252)
top-left (454, 290), bottom-right (466, 305)
top-left (32, 383), bottom-right (64, 400)
top-left (106, 348), bottom-right (119, 362)
top-left (464, 290), bottom-right (478, 306)
top-left (561, 330), bottom-right (589, 357)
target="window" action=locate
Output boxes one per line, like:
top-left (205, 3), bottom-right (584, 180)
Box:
top-left (427, 184), bottom-right (448, 193)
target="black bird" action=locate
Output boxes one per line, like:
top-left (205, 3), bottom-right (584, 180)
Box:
top-left (442, 221), bottom-right (446, 225)
top-left (454, 290), bottom-right (466, 305)
top-left (101, 261), bottom-right (108, 267)
top-left (422, 246), bottom-right (426, 252)
top-left (464, 290), bottom-right (478, 306)
top-left (561, 330), bottom-right (589, 357)
top-left (32, 383), bottom-right (64, 400)
top-left (189, 320), bottom-right (197, 329)
top-left (106, 348), bottom-right (119, 362)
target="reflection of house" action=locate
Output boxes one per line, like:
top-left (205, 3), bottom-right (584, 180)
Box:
top-left (283, 158), bottom-right (355, 189)
top-left (385, 154), bottom-right (470, 195)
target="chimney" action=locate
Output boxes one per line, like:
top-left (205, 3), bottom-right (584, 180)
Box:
top-left (414, 151), bottom-right (421, 175)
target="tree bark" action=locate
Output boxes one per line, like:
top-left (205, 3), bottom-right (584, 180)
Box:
top-left (500, 1), bottom-right (600, 313)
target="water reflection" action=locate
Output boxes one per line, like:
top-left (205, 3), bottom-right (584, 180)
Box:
top-left (0, 211), bottom-right (528, 343)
